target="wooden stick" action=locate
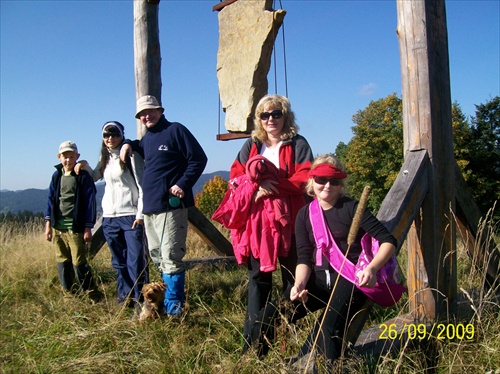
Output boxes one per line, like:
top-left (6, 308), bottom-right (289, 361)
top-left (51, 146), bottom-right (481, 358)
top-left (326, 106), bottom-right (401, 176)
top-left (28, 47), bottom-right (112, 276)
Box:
top-left (348, 186), bottom-right (372, 245)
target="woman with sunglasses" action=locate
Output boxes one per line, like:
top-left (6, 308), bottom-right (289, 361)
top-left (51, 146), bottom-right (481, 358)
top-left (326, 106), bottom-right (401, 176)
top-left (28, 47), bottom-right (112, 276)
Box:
top-left (225, 94), bottom-right (314, 354)
top-left (248, 154), bottom-right (397, 367)
top-left (77, 121), bottom-right (148, 309)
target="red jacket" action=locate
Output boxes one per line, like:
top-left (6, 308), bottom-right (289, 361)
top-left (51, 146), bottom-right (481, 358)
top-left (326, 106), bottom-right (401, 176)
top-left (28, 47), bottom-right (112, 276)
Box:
top-left (229, 135), bottom-right (313, 228)
top-left (213, 135), bottom-right (313, 271)
top-left (213, 156), bottom-right (294, 271)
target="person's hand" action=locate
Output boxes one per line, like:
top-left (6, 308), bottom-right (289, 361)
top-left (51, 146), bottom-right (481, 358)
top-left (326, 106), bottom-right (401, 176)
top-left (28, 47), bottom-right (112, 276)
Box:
top-left (120, 144), bottom-right (132, 162)
top-left (259, 179), bottom-right (278, 194)
top-left (253, 189), bottom-right (267, 203)
top-left (44, 221), bottom-right (52, 242)
top-left (132, 219), bottom-right (143, 229)
top-left (169, 185), bottom-right (185, 199)
top-left (357, 266), bottom-right (378, 288)
top-left (254, 179), bottom-right (278, 202)
top-left (83, 227), bottom-right (93, 243)
top-left (74, 160), bottom-right (88, 175)
top-left (290, 284), bottom-right (308, 302)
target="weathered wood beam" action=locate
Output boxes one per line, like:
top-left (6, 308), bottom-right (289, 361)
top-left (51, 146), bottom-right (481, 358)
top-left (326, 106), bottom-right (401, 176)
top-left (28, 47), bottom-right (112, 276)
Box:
top-left (187, 206), bottom-right (234, 257)
top-left (90, 209), bottom-right (235, 260)
top-left (346, 150), bottom-right (430, 345)
top-left (212, 0), bottom-right (238, 12)
top-left (216, 132), bottom-right (251, 141)
top-left (397, 0), bottom-right (457, 320)
top-left (377, 150), bottom-right (429, 246)
top-left (134, 0), bottom-right (162, 139)
top-left (89, 217), bottom-right (106, 259)
top-left (185, 256), bottom-right (236, 270)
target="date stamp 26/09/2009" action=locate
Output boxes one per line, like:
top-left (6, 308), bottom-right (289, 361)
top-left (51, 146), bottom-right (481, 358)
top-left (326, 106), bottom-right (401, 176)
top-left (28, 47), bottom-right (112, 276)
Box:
top-left (379, 323), bottom-right (475, 341)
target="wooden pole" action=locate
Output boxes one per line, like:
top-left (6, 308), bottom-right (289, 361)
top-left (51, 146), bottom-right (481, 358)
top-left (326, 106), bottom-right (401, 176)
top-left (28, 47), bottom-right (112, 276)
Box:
top-left (134, 0), bottom-right (162, 139)
top-left (132, 0), bottom-right (234, 257)
top-left (397, 0), bottom-right (457, 321)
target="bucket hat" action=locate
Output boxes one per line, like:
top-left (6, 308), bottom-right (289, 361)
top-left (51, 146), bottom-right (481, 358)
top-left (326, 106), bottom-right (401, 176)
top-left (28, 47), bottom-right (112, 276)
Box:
top-left (135, 95), bottom-right (164, 118)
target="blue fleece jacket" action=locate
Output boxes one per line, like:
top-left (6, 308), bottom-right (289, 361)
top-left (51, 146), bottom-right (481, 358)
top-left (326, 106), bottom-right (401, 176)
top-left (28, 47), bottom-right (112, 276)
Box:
top-left (130, 115), bottom-right (207, 214)
top-left (45, 164), bottom-right (97, 233)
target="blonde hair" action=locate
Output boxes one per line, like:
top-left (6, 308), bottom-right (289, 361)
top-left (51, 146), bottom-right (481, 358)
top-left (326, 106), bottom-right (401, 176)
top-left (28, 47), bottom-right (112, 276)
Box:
top-left (305, 154), bottom-right (347, 197)
top-left (251, 94), bottom-right (299, 142)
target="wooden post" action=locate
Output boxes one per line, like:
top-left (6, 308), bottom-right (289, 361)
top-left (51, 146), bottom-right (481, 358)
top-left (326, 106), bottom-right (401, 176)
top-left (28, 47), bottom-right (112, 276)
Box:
top-left (397, 0), bottom-right (457, 321)
top-left (132, 0), bottom-right (233, 257)
top-left (187, 207), bottom-right (234, 257)
top-left (134, 0), bottom-right (162, 139)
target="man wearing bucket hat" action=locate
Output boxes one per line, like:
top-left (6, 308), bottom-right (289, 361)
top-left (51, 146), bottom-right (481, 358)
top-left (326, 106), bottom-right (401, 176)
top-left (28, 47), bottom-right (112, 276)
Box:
top-left (121, 95), bottom-right (207, 317)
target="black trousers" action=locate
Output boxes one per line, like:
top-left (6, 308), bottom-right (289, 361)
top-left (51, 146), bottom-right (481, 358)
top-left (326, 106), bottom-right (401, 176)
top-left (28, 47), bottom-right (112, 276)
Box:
top-left (242, 239), bottom-right (297, 353)
top-left (247, 268), bottom-right (368, 361)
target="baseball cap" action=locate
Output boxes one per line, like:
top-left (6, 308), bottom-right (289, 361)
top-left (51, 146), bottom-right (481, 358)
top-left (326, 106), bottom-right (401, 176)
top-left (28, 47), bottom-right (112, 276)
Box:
top-left (58, 141), bottom-right (78, 154)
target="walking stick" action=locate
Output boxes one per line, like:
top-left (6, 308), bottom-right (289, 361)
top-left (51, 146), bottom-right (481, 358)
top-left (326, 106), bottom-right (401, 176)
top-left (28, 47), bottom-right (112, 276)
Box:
top-left (303, 186), bottom-right (371, 373)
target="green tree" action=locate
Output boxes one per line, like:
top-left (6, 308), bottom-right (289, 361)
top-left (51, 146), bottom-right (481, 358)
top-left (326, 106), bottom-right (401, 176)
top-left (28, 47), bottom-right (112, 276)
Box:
top-left (341, 93), bottom-right (404, 213)
top-left (195, 175), bottom-right (229, 218)
top-left (451, 101), bottom-right (474, 180)
top-left (335, 94), bottom-right (494, 215)
top-left (463, 96), bottom-right (500, 216)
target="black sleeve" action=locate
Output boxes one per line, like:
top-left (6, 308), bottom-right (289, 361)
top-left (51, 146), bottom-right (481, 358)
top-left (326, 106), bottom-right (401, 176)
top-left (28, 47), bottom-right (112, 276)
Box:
top-left (236, 138), bottom-right (254, 165)
top-left (295, 205), bottom-right (315, 268)
top-left (360, 207), bottom-right (398, 248)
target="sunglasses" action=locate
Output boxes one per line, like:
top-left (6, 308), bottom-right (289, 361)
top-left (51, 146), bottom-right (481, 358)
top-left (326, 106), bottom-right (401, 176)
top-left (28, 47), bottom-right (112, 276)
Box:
top-left (259, 109), bottom-right (283, 120)
top-left (313, 177), bottom-right (342, 186)
top-left (103, 133), bottom-right (121, 139)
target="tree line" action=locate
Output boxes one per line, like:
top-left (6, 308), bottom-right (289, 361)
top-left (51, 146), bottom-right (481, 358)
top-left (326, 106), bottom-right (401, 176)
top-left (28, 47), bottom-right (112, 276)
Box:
top-left (335, 94), bottom-right (499, 218)
top-left (0, 210), bottom-right (44, 224)
top-left (3, 95), bottom-right (497, 224)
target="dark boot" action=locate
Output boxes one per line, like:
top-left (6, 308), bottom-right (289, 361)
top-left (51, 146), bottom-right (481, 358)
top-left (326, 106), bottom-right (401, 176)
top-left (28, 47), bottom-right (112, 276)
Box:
top-left (74, 263), bottom-right (102, 301)
top-left (57, 261), bottom-right (75, 292)
top-left (74, 263), bottom-right (94, 291)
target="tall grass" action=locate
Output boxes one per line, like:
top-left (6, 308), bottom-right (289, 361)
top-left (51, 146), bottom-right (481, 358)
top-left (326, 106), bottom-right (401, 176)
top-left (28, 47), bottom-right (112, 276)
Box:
top-left (0, 216), bottom-right (498, 373)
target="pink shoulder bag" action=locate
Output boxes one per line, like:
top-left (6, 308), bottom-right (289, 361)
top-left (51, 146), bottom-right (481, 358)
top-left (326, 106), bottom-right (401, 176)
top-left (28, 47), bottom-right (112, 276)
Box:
top-left (309, 200), bottom-right (406, 307)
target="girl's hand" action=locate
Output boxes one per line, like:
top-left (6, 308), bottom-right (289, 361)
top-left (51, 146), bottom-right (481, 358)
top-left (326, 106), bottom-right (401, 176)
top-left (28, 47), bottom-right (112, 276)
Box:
top-left (74, 160), bottom-right (89, 175)
top-left (132, 219), bottom-right (143, 229)
top-left (290, 285), bottom-right (309, 302)
top-left (357, 266), bottom-right (378, 288)
top-left (120, 144), bottom-right (132, 162)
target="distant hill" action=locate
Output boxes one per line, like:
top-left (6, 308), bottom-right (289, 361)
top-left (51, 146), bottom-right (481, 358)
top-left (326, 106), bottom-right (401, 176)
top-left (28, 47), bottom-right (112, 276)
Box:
top-left (193, 170), bottom-right (230, 195)
top-left (0, 171), bottom-right (229, 214)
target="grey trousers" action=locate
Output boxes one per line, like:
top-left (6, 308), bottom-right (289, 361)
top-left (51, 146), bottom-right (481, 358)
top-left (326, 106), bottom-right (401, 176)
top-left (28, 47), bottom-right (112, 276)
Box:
top-left (144, 208), bottom-right (188, 274)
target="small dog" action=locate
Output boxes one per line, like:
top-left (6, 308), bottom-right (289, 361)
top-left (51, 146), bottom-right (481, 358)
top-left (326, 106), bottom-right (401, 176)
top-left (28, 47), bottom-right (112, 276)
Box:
top-left (138, 282), bottom-right (166, 322)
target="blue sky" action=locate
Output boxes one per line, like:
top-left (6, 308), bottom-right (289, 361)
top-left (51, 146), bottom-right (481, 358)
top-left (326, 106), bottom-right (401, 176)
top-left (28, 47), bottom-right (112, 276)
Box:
top-left (1, 0), bottom-right (499, 191)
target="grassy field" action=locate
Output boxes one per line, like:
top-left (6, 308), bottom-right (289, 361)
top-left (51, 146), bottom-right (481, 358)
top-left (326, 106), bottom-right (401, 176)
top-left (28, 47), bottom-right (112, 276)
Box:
top-left (0, 216), bottom-right (499, 373)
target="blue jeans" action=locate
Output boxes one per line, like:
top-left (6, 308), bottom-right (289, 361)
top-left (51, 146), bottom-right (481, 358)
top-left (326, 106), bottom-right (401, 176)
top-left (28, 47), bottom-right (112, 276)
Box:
top-left (103, 216), bottom-right (149, 302)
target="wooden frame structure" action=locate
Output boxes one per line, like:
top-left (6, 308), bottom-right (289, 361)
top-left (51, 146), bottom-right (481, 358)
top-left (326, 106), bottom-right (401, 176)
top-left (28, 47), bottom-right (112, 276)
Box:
top-left (90, 0), bottom-right (498, 355)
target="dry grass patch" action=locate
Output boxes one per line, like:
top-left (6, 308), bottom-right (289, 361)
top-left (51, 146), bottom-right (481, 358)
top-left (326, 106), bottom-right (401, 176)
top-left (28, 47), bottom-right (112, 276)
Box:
top-left (0, 216), bottom-right (499, 373)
